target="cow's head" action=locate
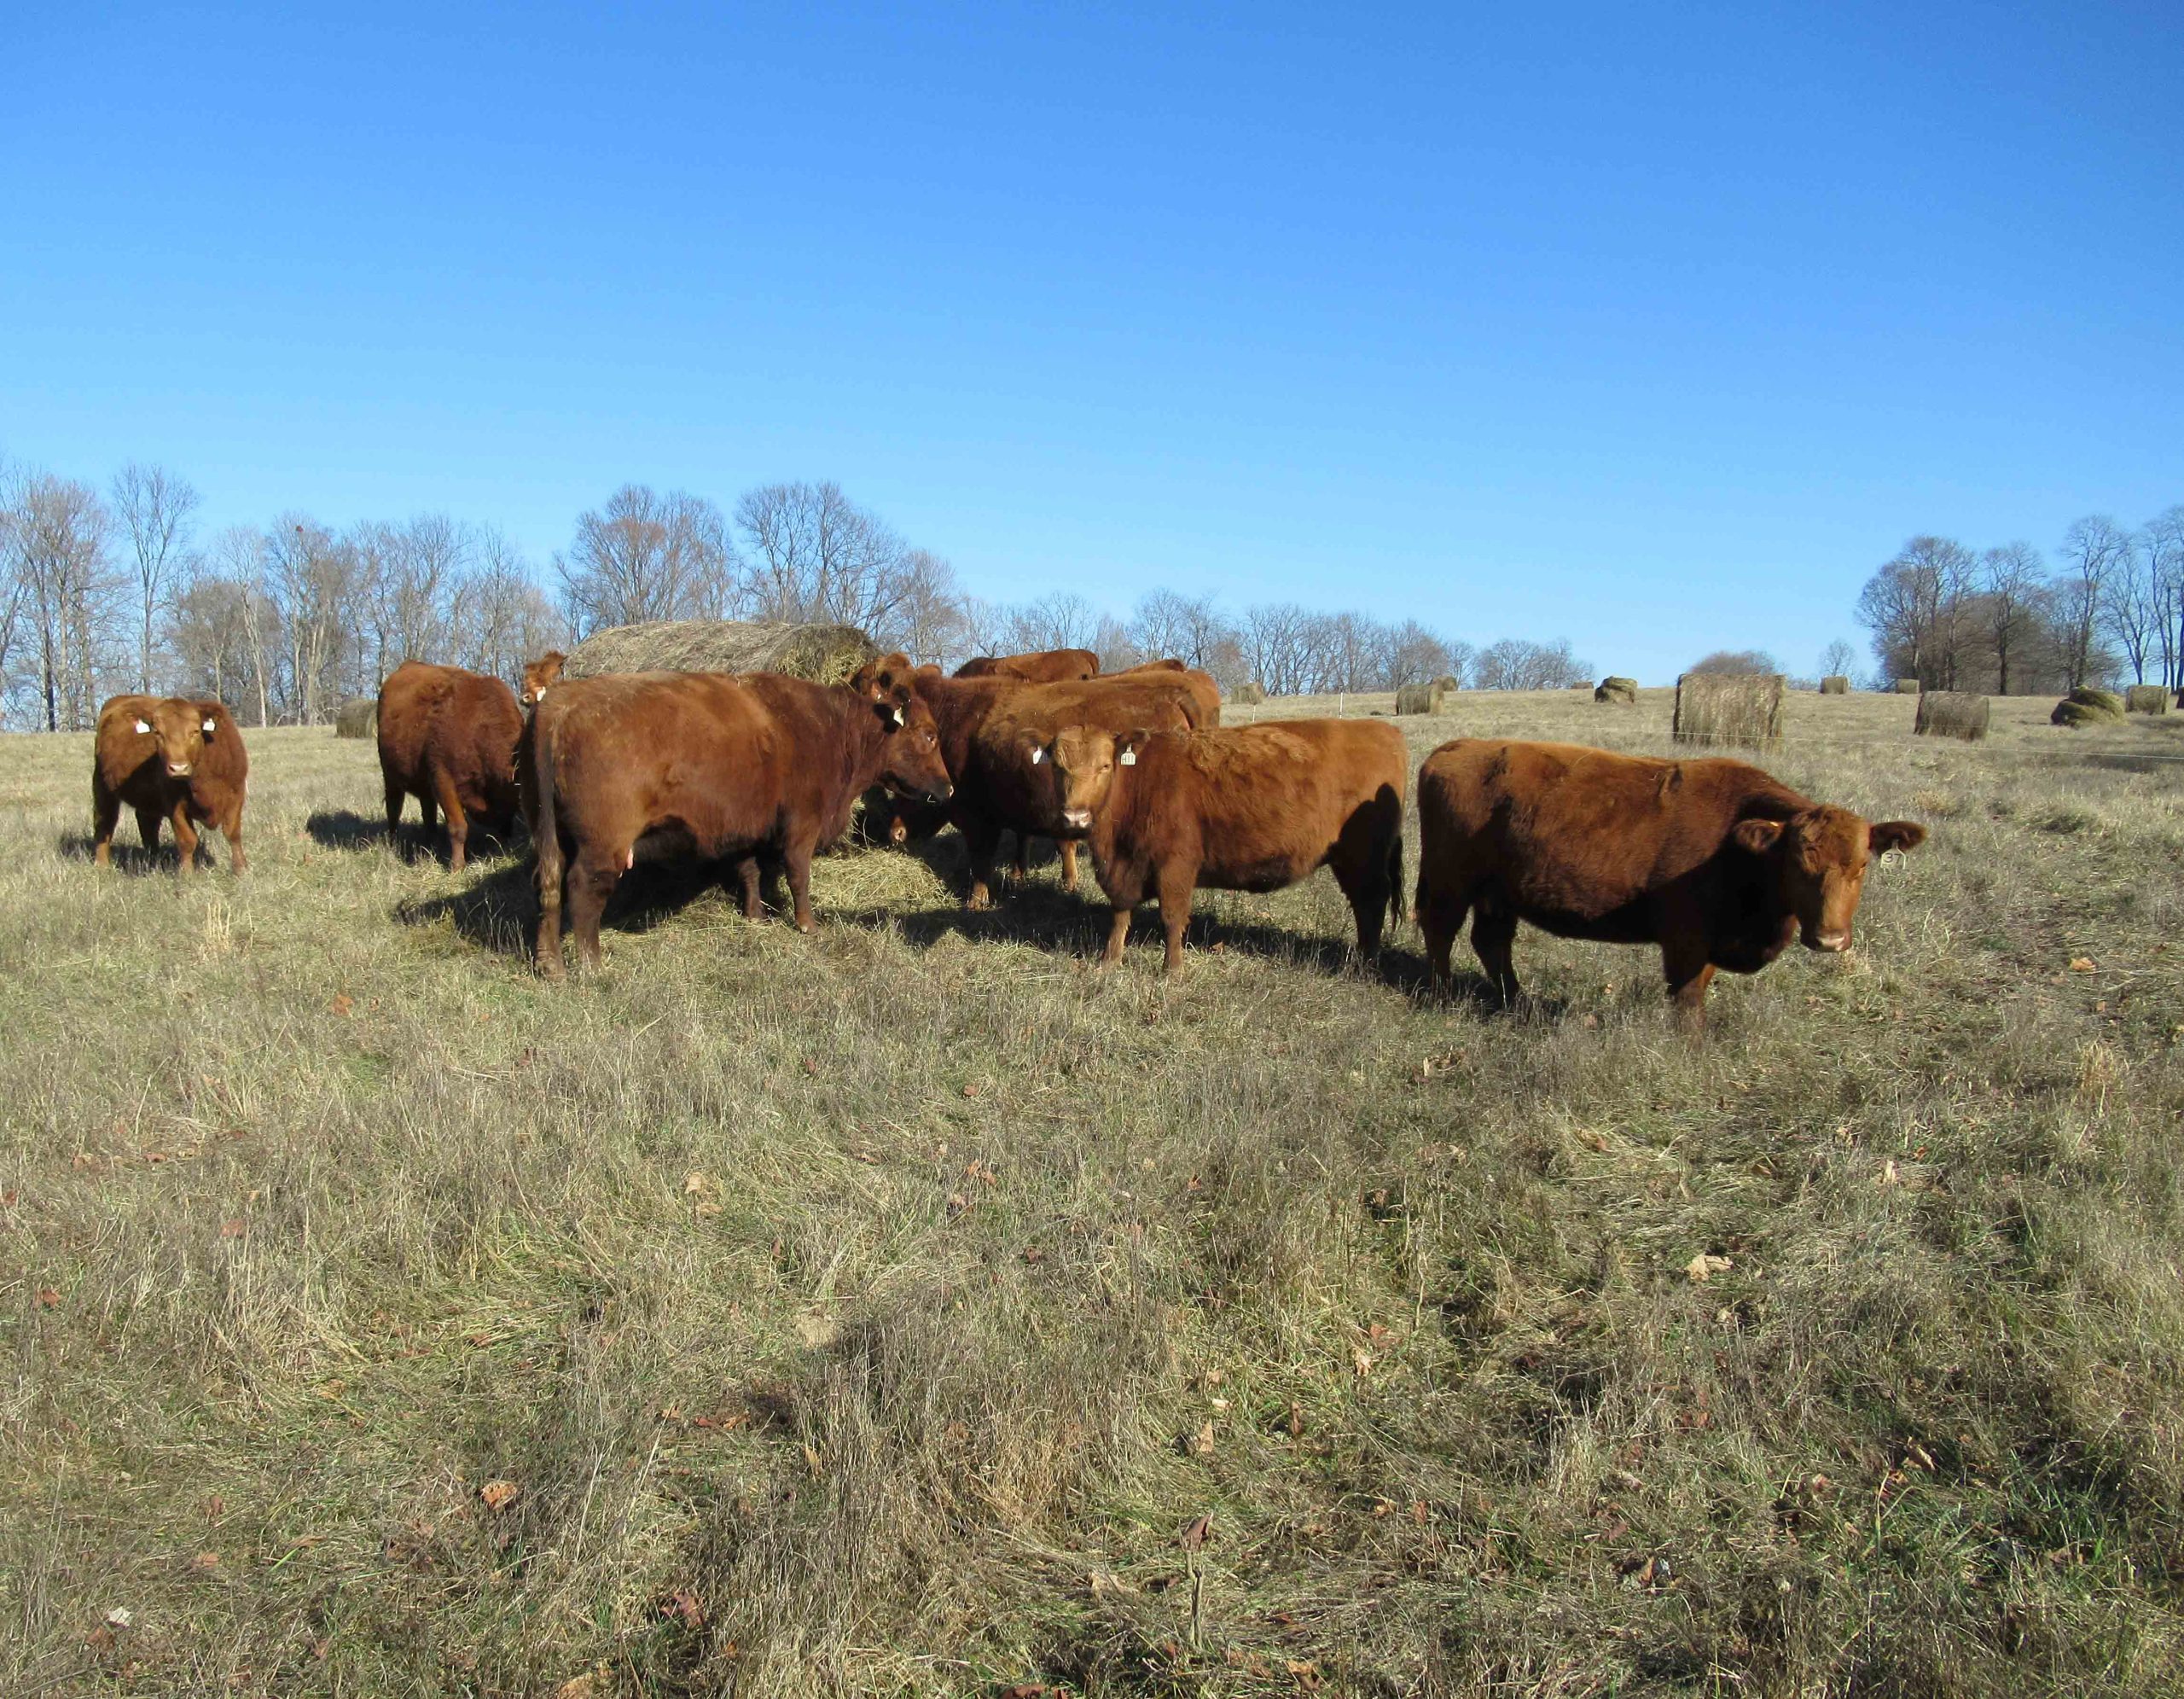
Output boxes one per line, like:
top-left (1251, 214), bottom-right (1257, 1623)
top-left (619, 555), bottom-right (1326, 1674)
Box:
top-left (521, 651), bottom-right (566, 707)
top-left (1730, 806), bottom-right (1926, 952)
top-left (1026, 724), bottom-right (1150, 831)
top-left (132, 698), bottom-right (221, 780)
top-left (851, 655), bottom-right (953, 803)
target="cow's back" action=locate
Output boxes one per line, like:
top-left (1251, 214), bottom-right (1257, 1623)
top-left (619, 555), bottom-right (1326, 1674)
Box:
top-left (1159, 719), bottom-right (1405, 862)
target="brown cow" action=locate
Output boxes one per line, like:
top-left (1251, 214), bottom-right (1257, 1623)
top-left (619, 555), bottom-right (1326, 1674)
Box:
top-left (954, 648), bottom-right (1098, 684)
top-left (91, 695), bottom-right (248, 876)
top-left (521, 650), bottom-right (566, 708)
top-left (528, 655), bottom-right (951, 975)
top-left (1414, 739), bottom-right (1926, 1030)
top-left (376, 661), bottom-right (525, 870)
top-left (1034, 718), bottom-right (1407, 971)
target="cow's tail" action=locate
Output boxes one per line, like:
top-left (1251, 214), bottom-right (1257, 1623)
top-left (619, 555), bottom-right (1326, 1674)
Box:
top-left (1387, 825), bottom-right (1407, 931)
top-left (528, 708), bottom-right (564, 962)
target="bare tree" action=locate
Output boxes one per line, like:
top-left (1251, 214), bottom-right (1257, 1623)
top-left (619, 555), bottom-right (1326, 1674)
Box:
top-left (1817, 637), bottom-right (1858, 678)
top-left (1688, 648), bottom-right (1780, 675)
top-left (174, 527), bottom-right (281, 724)
top-left (267, 517), bottom-right (362, 724)
top-left (6, 470), bottom-right (117, 730)
top-left (1475, 637), bottom-right (1592, 690)
top-left (2101, 532), bottom-right (2165, 685)
top-left (556, 485), bottom-right (732, 635)
top-left (1856, 536), bottom-right (1976, 688)
top-left (892, 549), bottom-right (972, 666)
top-left (2055, 515), bottom-right (2132, 690)
top-left (1971, 544), bottom-right (2044, 695)
top-left (2146, 506), bottom-right (2184, 692)
top-left (111, 463), bottom-right (200, 692)
top-left (457, 527), bottom-right (567, 684)
top-left (734, 480), bottom-right (925, 640)
top-left (1000, 591), bottom-right (1100, 654)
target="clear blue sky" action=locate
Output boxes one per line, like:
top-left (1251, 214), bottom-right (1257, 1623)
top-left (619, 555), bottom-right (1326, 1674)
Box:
top-left (5, 2), bottom-right (2178, 682)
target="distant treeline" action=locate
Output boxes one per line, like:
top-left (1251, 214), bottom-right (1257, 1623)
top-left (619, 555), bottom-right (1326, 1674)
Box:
top-left (0, 460), bottom-right (1593, 730)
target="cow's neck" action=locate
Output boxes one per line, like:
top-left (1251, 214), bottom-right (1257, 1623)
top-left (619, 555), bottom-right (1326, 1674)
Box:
top-left (918, 673), bottom-right (1014, 776)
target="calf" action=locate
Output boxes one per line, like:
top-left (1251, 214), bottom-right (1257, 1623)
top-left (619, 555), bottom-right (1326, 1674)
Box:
top-left (1414, 739), bottom-right (1926, 1030)
top-left (1035, 719), bottom-right (1407, 971)
top-left (954, 648), bottom-right (1099, 683)
top-left (376, 660), bottom-right (526, 870)
top-left (528, 654), bottom-right (950, 975)
top-left (92, 695), bottom-right (249, 876)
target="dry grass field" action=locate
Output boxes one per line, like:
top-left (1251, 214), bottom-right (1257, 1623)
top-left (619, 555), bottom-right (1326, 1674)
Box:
top-left (5, 686), bottom-right (2184, 1696)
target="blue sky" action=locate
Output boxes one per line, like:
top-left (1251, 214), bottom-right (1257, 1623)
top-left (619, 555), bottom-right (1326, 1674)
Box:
top-left (4, 2), bottom-right (2178, 682)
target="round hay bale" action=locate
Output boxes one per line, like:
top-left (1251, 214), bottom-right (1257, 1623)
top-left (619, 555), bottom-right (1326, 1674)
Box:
top-left (334, 695), bottom-right (378, 738)
top-left (2124, 684), bottom-right (2169, 715)
top-left (1819, 675), bottom-right (1850, 695)
top-left (1673, 672), bottom-right (1783, 749)
top-left (1894, 678), bottom-right (1920, 694)
top-left (2052, 687), bottom-right (2126, 728)
top-left (1594, 675), bottom-right (1638, 704)
top-left (1394, 680), bottom-right (1450, 716)
top-left (1229, 680), bottom-right (1266, 705)
top-left (1914, 690), bottom-right (1989, 742)
top-left (563, 620), bottom-right (877, 685)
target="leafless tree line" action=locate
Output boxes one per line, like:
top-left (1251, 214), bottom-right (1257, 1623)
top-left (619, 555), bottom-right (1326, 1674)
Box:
top-left (1856, 510), bottom-right (2184, 695)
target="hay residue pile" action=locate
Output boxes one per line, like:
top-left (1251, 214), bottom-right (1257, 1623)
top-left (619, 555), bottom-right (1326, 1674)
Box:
top-left (334, 696), bottom-right (377, 739)
top-left (1820, 675), bottom-right (1849, 695)
top-left (1394, 679), bottom-right (1452, 716)
top-left (1914, 690), bottom-right (1990, 742)
top-left (2125, 684), bottom-right (2170, 715)
top-left (563, 620), bottom-right (877, 685)
top-left (1594, 676), bottom-right (1637, 705)
top-left (2052, 688), bottom-right (2126, 729)
top-left (1673, 672), bottom-right (1783, 750)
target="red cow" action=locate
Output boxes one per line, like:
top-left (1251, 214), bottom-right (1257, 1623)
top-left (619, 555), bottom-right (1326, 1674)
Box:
top-left (92, 695), bottom-right (249, 876)
top-left (376, 661), bottom-right (525, 870)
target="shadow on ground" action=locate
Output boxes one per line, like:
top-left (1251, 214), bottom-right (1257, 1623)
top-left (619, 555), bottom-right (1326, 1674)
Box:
top-left (55, 830), bottom-right (230, 875)
top-left (307, 808), bottom-right (526, 867)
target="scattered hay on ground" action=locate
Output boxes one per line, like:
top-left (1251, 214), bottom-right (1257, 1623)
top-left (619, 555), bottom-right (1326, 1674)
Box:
top-left (563, 620), bottom-right (877, 684)
top-left (1915, 689), bottom-right (1990, 742)
top-left (1673, 671), bottom-right (1783, 749)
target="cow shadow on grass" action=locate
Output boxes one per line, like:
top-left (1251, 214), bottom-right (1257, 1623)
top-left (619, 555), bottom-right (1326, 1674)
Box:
top-left (305, 808), bottom-right (526, 868)
top-left (54, 829), bottom-right (221, 875)
top-left (392, 853), bottom-right (781, 962)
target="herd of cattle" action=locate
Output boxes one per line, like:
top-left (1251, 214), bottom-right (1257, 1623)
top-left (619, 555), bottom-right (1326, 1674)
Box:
top-left (86, 645), bottom-right (1926, 1028)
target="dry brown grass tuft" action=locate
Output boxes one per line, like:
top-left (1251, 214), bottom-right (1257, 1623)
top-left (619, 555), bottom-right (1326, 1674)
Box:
top-left (6, 689), bottom-right (2184, 1696)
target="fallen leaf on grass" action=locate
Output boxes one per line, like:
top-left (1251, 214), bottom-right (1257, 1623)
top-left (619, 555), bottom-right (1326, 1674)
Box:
top-left (658, 1587), bottom-right (704, 1628)
top-left (683, 1170), bottom-right (709, 1195)
top-left (329, 994), bottom-right (354, 1016)
top-left (219, 1219), bottom-right (246, 1238)
top-left (1180, 1512), bottom-right (1213, 1551)
top-left (190, 1551), bottom-right (220, 1571)
top-left (478, 1480), bottom-right (520, 1512)
top-left (2070, 957), bottom-right (2096, 973)
top-left (37, 1288), bottom-right (61, 1308)
top-left (1685, 1254), bottom-right (1732, 1283)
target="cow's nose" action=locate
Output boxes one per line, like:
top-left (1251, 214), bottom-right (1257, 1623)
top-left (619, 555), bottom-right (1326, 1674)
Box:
top-left (1063, 808), bottom-right (1091, 829)
top-left (168, 762), bottom-right (191, 777)
top-left (888, 818), bottom-right (908, 844)
top-left (1816, 930), bottom-right (1850, 952)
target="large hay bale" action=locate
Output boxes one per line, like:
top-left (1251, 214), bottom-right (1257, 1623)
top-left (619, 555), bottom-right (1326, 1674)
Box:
top-left (1894, 678), bottom-right (1920, 694)
top-left (1594, 675), bottom-right (1638, 705)
top-left (563, 620), bottom-right (878, 685)
top-left (1914, 690), bottom-right (1989, 742)
top-left (1432, 675), bottom-right (1461, 695)
top-left (2125, 684), bottom-right (2169, 715)
top-left (1820, 675), bottom-right (1849, 695)
top-left (2052, 687), bottom-right (2126, 729)
top-left (1673, 672), bottom-right (1783, 750)
top-left (1394, 679), bottom-right (1451, 716)
top-left (334, 695), bottom-right (377, 738)
top-left (1229, 680), bottom-right (1266, 705)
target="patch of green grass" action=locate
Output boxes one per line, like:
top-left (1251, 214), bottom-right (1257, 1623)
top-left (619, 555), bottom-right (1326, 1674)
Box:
top-left (4, 690), bottom-right (2184, 1695)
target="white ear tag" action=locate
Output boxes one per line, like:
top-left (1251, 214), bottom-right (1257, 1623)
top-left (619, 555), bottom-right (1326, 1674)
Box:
top-left (201, 718), bottom-right (215, 733)
top-left (134, 719), bottom-right (151, 734)
top-left (891, 705), bottom-right (905, 725)
top-left (1119, 748), bottom-right (1136, 765)
top-left (1031, 746), bottom-right (1044, 765)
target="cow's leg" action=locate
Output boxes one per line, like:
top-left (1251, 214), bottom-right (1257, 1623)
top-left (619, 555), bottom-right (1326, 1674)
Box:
top-left (1155, 864), bottom-right (1198, 974)
top-left (1058, 839), bottom-right (1080, 893)
top-left (534, 838), bottom-right (568, 980)
top-left (566, 846), bottom-right (626, 970)
top-left (219, 801), bottom-right (247, 874)
top-left (1008, 832), bottom-right (1030, 887)
top-left (783, 835), bottom-right (817, 933)
top-left (961, 818), bottom-right (1004, 911)
top-left (1101, 904), bottom-right (1134, 964)
top-left (430, 764), bottom-right (470, 871)
top-left (136, 805), bottom-right (166, 859)
top-left (92, 782), bottom-right (122, 869)
top-left (729, 854), bottom-right (764, 919)
top-left (169, 799), bottom-right (202, 878)
top-left (1470, 904), bottom-right (1519, 1005)
top-left (1417, 888), bottom-right (1469, 992)
top-left (1333, 848), bottom-right (1391, 961)
top-left (1661, 940), bottom-right (1716, 1035)
top-left (383, 774), bottom-right (405, 842)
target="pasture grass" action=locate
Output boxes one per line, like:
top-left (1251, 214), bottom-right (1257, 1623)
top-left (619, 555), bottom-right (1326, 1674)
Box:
top-left (4, 687), bottom-right (2184, 1696)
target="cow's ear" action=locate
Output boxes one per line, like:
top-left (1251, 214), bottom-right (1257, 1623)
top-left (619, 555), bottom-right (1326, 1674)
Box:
top-left (1017, 728), bottom-right (1048, 766)
top-left (1118, 727), bottom-right (1152, 766)
top-left (887, 684), bottom-right (910, 727)
top-left (1870, 820), bottom-right (1926, 857)
top-left (1731, 817), bottom-right (1784, 855)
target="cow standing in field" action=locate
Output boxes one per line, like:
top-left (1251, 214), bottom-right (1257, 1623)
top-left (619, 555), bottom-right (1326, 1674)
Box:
top-left (527, 655), bottom-right (952, 975)
top-left (521, 651), bottom-right (566, 708)
top-left (376, 661), bottom-right (526, 870)
top-left (1414, 739), bottom-right (1926, 1030)
top-left (91, 695), bottom-right (249, 876)
top-left (1032, 718), bottom-right (1407, 971)
top-left (955, 648), bottom-right (1099, 684)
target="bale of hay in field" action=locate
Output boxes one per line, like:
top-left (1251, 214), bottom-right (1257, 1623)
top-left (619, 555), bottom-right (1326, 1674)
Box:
top-left (1894, 678), bottom-right (1920, 694)
top-left (1432, 675), bottom-right (1461, 695)
top-left (2125, 684), bottom-right (2169, 715)
top-left (1594, 675), bottom-right (1638, 704)
top-left (1394, 679), bottom-right (1452, 716)
top-left (1229, 680), bottom-right (1266, 705)
top-left (334, 695), bottom-right (377, 738)
top-left (1914, 690), bottom-right (1989, 742)
top-left (1673, 672), bottom-right (1783, 749)
top-left (1820, 675), bottom-right (1849, 695)
top-left (562, 620), bottom-right (878, 685)
top-left (2052, 687), bottom-right (2126, 729)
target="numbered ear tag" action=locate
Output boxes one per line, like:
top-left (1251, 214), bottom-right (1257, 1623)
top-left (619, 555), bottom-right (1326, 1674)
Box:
top-left (1119, 748), bottom-right (1136, 765)
top-left (201, 718), bottom-right (216, 733)
top-left (1031, 746), bottom-right (1044, 765)
top-left (891, 705), bottom-right (905, 725)
top-left (134, 719), bottom-right (151, 734)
